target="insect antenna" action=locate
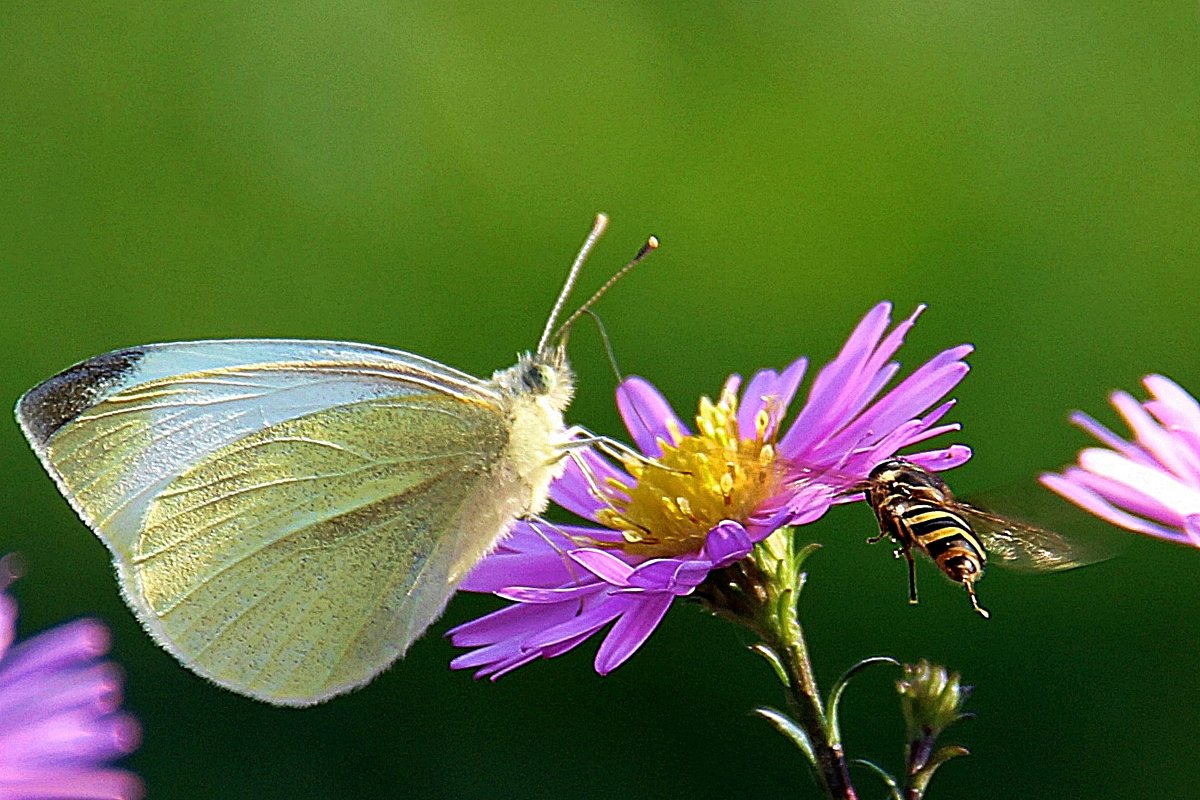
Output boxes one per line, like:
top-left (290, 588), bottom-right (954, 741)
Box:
top-left (552, 233), bottom-right (659, 347)
top-left (538, 213), bottom-right (610, 354)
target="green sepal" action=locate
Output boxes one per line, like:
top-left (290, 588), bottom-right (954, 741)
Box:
top-left (753, 706), bottom-right (817, 767)
top-left (750, 643), bottom-right (790, 687)
top-left (910, 745), bottom-right (970, 795)
top-left (851, 758), bottom-right (903, 800)
top-left (826, 656), bottom-right (902, 746)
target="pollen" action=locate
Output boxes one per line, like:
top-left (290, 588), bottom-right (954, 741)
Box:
top-left (596, 385), bottom-right (785, 557)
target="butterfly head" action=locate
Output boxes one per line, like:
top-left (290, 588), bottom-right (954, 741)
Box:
top-left (495, 345), bottom-right (575, 413)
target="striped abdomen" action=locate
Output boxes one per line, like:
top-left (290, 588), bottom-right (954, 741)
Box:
top-left (899, 503), bottom-right (986, 584)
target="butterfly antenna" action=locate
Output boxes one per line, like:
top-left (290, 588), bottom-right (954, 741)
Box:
top-left (552, 233), bottom-right (659, 345)
top-left (580, 309), bottom-right (624, 383)
top-left (538, 213), bottom-right (610, 354)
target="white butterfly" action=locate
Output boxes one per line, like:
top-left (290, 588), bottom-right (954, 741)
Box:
top-left (17, 214), bottom-right (653, 706)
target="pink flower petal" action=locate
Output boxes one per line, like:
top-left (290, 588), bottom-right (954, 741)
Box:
top-left (549, 449), bottom-right (633, 521)
top-left (593, 594), bottom-right (674, 674)
top-left (617, 377), bottom-right (688, 456)
top-left (568, 549), bottom-right (635, 586)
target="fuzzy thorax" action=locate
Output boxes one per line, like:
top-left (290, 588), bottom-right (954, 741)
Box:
top-left (493, 348), bottom-right (576, 518)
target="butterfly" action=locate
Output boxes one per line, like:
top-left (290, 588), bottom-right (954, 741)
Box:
top-left (16, 213), bottom-right (655, 706)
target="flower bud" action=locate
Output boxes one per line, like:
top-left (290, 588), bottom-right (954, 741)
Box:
top-left (896, 659), bottom-right (971, 742)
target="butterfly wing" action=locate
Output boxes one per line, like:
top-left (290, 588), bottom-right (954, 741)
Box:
top-left (17, 340), bottom-right (516, 705)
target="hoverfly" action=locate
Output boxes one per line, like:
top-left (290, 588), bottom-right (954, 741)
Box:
top-left (859, 457), bottom-right (1101, 618)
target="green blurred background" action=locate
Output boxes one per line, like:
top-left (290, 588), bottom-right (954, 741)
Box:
top-left (2, 3), bottom-right (1198, 798)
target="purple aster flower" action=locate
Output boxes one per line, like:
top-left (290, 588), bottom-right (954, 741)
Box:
top-left (0, 558), bottom-right (143, 800)
top-left (449, 302), bottom-right (973, 679)
top-left (1041, 374), bottom-right (1200, 547)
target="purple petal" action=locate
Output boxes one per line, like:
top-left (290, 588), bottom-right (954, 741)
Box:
top-left (1069, 410), bottom-right (1152, 465)
top-left (782, 483), bottom-right (839, 524)
top-left (0, 588), bottom-right (142, 798)
top-left (1185, 515), bottom-right (1200, 547)
top-left (702, 520), bottom-right (755, 567)
top-left (625, 558), bottom-right (711, 593)
top-left (906, 445), bottom-right (973, 472)
top-left (736, 358), bottom-right (809, 436)
top-left (1061, 463), bottom-right (1192, 527)
top-left (462, 523), bottom-right (614, 592)
top-left (617, 377), bottom-right (688, 456)
top-left (0, 619), bottom-right (111, 687)
top-left (1040, 472), bottom-right (1190, 544)
top-left (1078, 448), bottom-right (1200, 518)
top-left (497, 583), bottom-right (601, 604)
top-left (526, 595), bottom-right (627, 649)
top-left (549, 449), bottom-right (633, 522)
top-left (569, 549), bottom-right (635, 586)
top-left (447, 590), bottom-right (600, 647)
top-left (0, 769), bottom-right (144, 800)
top-left (1111, 391), bottom-right (1197, 483)
top-left (1145, 374), bottom-right (1200, 432)
top-left (593, 593), bottom-right (674, 674)
top-left (861, 305), bottom-right (925, 379)
top-left (814, 346), bottom-right (972, 457)
top-left (784, 303), bottom-right (894, 447)
top-left (0, 595), bottom-right (16, 659)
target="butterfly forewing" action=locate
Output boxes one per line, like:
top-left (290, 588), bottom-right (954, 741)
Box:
top-left (17, 341), bottom-right (521, 705)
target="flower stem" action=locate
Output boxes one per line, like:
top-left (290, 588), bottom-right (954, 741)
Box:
top-left (764, 571), bottom-right (857, 800)
top-left (904, 733), bottom-right (935, 800)
top-left (696, 530), bottom-right (857, 800)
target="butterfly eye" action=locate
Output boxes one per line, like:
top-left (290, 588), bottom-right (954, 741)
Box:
top-left (521, 363), bottom-right (556, 394)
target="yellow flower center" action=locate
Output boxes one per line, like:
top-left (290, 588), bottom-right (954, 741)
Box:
top-left (595, 385), bottom-right (784, 558)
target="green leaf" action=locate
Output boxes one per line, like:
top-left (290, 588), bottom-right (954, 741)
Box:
top-left (910, 744), bottom-right (970, 795)
top-left (851, 758), bottom-right (904, 800)
top-left (753, 706), bottom-right (817, 767)
top-left (750, 643), bottom-right (790, 687)
top-left (827, 656), bottom-right (902, 745)
top-left (793, 540), bottom-right (822, 567)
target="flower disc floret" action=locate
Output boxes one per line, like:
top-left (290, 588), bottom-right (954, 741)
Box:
top-left (598, 388), bottom-right (783, 557)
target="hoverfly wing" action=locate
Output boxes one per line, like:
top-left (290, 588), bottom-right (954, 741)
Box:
top-left (955, 502), bottom-right (1110, 573)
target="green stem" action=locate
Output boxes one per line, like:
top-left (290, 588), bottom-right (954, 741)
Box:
top-left (764, 579), bottom-right (857, 800)
top-left (904, 733), bottom-right (935, 800)
top-left (696, 531), bottom-right (857, 800)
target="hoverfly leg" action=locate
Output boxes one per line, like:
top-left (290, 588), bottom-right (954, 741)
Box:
top-left (964, 579), bottom-right (990, 619)
top-left (867, 531), bottom-right (888, 544)
top-left (903, 548), bottom-right (920, 605)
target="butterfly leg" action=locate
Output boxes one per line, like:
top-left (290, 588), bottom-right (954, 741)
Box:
top-left (563, 425), bottom-right (686, 475)
top-left (524, 517), bottom-right (589, 605)
top-left (561, 448), bottom-right (626, 514)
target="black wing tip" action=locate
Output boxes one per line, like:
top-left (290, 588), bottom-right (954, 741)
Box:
top-left (17, 349), bottom-right (146, 444)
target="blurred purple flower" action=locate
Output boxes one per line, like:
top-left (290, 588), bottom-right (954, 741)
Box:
top-left (1041, 374), bottom-right (1200, 547)
top-left (0, 558), bottom-right (143, 800)
top-left (450, 302), bottom-right (973, 679)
